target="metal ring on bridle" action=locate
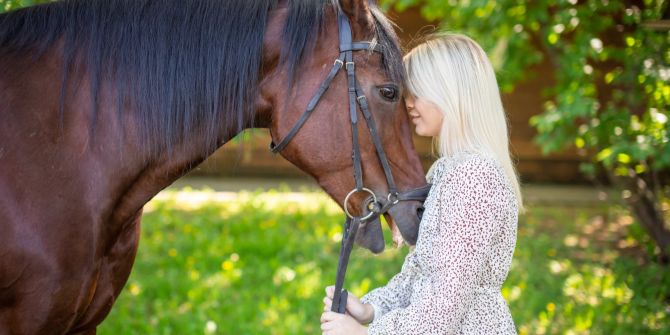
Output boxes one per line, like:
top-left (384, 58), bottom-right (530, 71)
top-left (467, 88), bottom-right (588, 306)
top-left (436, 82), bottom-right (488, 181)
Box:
top-left (343, 188), bottom-right (377, 220)
top-left (387, 191), bottom-right (400, 205)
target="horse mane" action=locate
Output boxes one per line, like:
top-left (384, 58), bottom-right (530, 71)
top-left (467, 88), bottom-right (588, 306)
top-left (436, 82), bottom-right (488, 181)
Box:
top-left (0, 0), bottom-right (404, 157)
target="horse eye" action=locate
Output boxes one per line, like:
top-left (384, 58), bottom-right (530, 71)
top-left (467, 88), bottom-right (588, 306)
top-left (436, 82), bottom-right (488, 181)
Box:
top-left (378, 86), bottom-right (398, 101)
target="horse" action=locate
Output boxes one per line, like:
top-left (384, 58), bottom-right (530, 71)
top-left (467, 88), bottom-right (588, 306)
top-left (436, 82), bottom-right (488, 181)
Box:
top-left (0, 0), bottom-right (427, 333)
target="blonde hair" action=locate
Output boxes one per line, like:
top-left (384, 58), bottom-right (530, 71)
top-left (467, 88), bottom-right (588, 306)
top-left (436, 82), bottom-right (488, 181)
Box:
top-left (404, 33), bottom-right (523, 210)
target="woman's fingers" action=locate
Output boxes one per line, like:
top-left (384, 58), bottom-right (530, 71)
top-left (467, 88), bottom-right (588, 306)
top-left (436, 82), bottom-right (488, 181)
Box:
top-left (323, 296), bottom-right (332, 311)
top-left (325, 285), bottom-right (335, 299)
top-left (323, 286), bottom-right (335, 312)
top-left (346, 293), bottom-right (359, 310)
top-left (321, 320), bottom-right (339, 332)
top-left (320, 311), bottom-right (342, 323)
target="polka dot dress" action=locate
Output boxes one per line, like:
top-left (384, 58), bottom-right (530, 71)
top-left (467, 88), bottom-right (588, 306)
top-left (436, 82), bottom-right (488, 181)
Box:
top-left (360, 150), bottom-right (519, 334)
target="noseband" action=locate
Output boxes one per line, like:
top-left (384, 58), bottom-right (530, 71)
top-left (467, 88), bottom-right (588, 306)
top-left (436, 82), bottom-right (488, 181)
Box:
top-left (269, 10), bottom-right (431, 314)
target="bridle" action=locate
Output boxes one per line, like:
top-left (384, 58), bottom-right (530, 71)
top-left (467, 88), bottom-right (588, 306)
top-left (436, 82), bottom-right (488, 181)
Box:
top-left (269, 9), bottom-right (431, 314)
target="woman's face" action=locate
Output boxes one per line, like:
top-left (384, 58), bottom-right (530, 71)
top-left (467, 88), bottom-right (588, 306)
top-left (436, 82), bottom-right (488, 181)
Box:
top-left (404, 96), bottom-right (444, 137)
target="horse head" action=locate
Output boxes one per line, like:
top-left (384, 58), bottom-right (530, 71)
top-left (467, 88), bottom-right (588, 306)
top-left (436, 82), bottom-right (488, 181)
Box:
top-left (258, 0), bottom-right (427, 253)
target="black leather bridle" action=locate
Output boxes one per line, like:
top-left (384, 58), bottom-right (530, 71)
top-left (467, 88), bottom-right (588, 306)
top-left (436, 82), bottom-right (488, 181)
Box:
top-left (269, 9), bottom-right (431, 314)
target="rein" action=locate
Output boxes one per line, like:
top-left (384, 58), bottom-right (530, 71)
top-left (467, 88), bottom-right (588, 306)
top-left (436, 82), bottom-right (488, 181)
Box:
top-left (269, 9), bottom-right (431, 314)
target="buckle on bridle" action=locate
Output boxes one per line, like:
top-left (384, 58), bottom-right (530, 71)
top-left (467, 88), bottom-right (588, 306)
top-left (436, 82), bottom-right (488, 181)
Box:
top-left (343, 188), bottom-right (376, 221)
top-left (366, 199), bottom-right (381, 213)
top-left (387, 191), bottom-right (400, 205)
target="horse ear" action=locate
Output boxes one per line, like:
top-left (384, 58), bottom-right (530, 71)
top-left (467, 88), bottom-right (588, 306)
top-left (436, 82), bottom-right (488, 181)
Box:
top-left (338, 0), bottom-right (372, 26)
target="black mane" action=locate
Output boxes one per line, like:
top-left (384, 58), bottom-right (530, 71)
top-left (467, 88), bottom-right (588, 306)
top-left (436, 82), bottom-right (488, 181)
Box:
top-left (0, 0), bottom-right (404, 156)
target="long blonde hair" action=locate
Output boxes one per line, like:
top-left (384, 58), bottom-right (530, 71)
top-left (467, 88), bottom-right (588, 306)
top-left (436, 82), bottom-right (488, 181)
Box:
top-left (404, 33), bottom-right (523, 210)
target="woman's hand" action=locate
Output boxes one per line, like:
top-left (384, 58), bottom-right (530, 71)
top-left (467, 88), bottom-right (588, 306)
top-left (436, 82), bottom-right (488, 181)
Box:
top-left (322, 286), bottom-right (374, 324)
top-left (320, 311), bottom-right (367, 335)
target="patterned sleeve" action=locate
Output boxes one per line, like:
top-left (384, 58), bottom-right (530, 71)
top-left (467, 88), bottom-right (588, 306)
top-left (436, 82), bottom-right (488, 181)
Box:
top-left (360, 251), bottom-right (416, 321)
top-left (367, 156), bottom-right (514, 334)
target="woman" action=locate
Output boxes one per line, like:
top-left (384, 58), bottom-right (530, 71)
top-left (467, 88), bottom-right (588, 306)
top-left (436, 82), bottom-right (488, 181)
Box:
top-left (320, 33), bottom-right (523, 334)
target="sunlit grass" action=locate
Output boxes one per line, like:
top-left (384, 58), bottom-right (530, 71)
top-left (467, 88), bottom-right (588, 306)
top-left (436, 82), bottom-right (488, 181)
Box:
top-left (99, 187), bottom-right (670, 335)
top-left (148, 187), bottom-right (342, 214)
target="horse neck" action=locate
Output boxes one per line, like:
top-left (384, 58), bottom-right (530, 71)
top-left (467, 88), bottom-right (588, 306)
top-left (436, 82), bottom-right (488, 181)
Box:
top-left (104, 123), bottom-right (234, 229)
top-left (108, 1), bottom-right (336, 225)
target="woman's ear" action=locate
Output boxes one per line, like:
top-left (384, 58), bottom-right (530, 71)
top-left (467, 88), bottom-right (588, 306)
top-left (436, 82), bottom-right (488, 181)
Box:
top-left (338, 0), bottom-right (373, 30)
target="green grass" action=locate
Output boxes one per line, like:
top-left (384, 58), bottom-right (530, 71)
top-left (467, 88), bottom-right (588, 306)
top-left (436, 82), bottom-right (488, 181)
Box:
top-left (98, 187), bottom-right (670, 335)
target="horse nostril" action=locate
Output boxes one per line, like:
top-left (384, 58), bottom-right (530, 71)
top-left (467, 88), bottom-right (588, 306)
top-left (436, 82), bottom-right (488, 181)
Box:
top-left (416, 206), bottom-right (425, 220)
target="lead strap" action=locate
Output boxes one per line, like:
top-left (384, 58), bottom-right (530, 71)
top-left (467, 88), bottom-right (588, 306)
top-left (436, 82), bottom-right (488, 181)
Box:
top-left (331, 217), bottom-right (361, 313)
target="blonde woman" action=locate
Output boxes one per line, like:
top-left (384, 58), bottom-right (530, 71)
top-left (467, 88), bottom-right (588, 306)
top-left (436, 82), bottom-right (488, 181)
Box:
top-left (320, 33), bottom-right (523, 335)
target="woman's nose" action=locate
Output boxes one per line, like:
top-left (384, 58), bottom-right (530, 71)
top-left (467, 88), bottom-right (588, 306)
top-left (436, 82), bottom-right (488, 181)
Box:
top-left (405, 96), bottom-right (415, 110)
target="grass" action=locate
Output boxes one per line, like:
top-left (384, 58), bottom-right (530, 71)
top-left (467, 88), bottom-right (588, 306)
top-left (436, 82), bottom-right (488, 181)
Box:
top-left (98, 186), bottom-right (670, 335)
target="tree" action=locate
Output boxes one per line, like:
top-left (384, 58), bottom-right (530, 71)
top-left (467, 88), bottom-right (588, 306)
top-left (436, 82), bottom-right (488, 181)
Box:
top-left (383, 0), bottom-right (670, 262)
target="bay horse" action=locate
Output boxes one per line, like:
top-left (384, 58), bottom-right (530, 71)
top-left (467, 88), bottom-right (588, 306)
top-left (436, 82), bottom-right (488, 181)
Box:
top-left (0, 0), bottom-right (426, 333)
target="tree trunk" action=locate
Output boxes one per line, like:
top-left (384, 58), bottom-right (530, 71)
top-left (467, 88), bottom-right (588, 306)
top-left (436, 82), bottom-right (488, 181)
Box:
top-left (613, 171), bottom-right (670, 264)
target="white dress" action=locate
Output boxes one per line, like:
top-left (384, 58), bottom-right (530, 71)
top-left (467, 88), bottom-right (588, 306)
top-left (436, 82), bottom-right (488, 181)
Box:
top-left (360, 150), bottom-right (519, 334)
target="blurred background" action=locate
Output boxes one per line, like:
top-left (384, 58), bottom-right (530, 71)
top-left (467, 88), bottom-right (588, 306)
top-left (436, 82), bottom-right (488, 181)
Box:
top-left (2, 0), bottom-right (669, 334)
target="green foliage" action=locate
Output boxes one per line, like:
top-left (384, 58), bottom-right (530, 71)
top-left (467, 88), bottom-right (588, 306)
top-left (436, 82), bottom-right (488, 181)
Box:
top-left (0, 0), bottom-right (49, 12)
top-left (383, 0), bottom-right (669, 178)
top-left (99, 188), bottom-right (670, 334)
top-left (383, 0), bottom-right (670, 257)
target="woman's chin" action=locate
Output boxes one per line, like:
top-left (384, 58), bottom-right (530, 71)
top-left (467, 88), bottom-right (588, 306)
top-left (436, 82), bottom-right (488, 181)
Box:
top-left (413, 125), bottom-right (433, 137)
